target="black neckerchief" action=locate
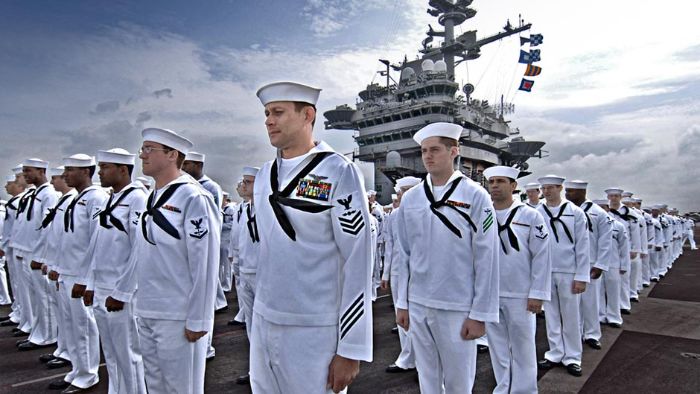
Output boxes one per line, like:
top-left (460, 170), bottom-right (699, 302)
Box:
top-left (268, 152), bottom-right (333, 241)
top-left (64, 188), bottom-right (94, 232)
top-left (4, 195), bottom-right (20, 221)
top-left (141, 182), bottom-right (186, 245)
top-left (581, 201), bottom-right (594, 232)
top-left (24, 184), bottom-right (48, 221)
top-left (99, 186), bottom-right (138, 233)
top-left (246, 203), bottom-right (259, 243)
top-left (237, 204), bottom-right (243, 223)
top-left (41, 192), bottom-right (73, 229)
top-left (422, 176), bottom-right (476, 238)
top-left (541, 202), bottom-right (574, 243)
top-left (498, 205), bottom-right (523, 254)
top-left (611, 207), bottom-right (636, 223)
top-left (15, 187), bottom-right (36, 218)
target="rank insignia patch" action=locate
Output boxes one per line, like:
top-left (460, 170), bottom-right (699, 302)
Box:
top-left (189, 218), bottom-right (209, 239)
top-left (338, 210), bottom-right (365, 236)
top-left (296, 178), bottom-right (332, 201)
top-left (535, 224), bottom-right (548, 240)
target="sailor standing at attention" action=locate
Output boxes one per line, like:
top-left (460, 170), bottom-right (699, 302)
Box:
top-left (0, 171), bottom-right (28, 329)
top-left (111, 128), bottom-right (221, 394)
top-left (395, 122), bottom-right (499, 393)
top-left (251, 82), bottom-right (373, 393)
top-left (564, 180), bottom-right (613, 350)
top-left (82, 149), bottom-right (148, 394)
top-left (524, 182), bottom-right (541, 208)
top-left (536, 175), bottom-right (589, 377)
top-left (483, 166), bottom-right (551, 394)
top-left (50, 154), bottom-right (109, 393)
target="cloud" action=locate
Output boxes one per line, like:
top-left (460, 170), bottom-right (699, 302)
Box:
top-left (153, 88), bottom-right (173, 99)
top-left (301, 0), bottom-right (386, 37)
top-left (91, 100), bottom-right (120, 114)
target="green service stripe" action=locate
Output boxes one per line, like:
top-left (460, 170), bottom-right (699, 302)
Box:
top-left (483, 214), bottom-right (493, 226)
top-left (483, 218), bottom-right (493, 231)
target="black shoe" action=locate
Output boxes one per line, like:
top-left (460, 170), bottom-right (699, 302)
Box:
top-left (0, 315), bottom-right (10, 322)
top-left (11, 327), bottom-right (22, 333)
top-left (651, 278), bottom-right (659, 282)
top-left (19, 341), bottom-right (52, 351)
top-left (391, 326), bottom-right (398, 334)
top-left (40, 353), bottom-right (58, 363)
top-left (48, 379), bottom-right (70, 390)
top-left (16, 338), bottom-right (30, 346)
top-left (61, 384), bottom-right (93, 393)
top-left (385, 363), bottom-right (415, 373)
top-left (215, 306), bottom-right (229, 314)
top-left (621, 309), bottom-right (631, 315)
top-left (643, 283), bottom-right (650, 288)
top-left (227, 319), bottom-right (245, 327)
top-left (0, 319), bottom-right (17, 327)
top-left (631, 298), bottom-right (639, 303)
top-left (566, 363), bottom-right (582, 377)
top-left (584, 338), bottom-right (602, 350)
top-left (477, 344), bottom-right (489, 354)
top-left (47, 359), bottom-right (71, 369)
top-left (537, 359), bottom-right (560, 370)
top-left (236, 374), bottom-right (250, 385)
top-left (608, 322), bottom-right (622, 328)
top-left (13, 330), bottom-right (29, 337)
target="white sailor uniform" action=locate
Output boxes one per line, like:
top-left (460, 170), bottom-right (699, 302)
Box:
top-left (250, 141), bottom-right (374, 393)
top-left (610, 205), bottom-right (641, 310)
top-left (236, 200), bottom-right (260, 342)
top-left (536, 200), bottom-right (590, 366)
top-left (396, 171), bottom-right (500, 394)
top-left (1, 193), bottom-right (26, 325)
top-left (8, 186), bottom-right (37, 333)
top-left (220, 202), bottom-right (235, 292)
top-left (487, 201), bottom-right (551, 394)
top-left (599, 218), bottom-right (630, 325)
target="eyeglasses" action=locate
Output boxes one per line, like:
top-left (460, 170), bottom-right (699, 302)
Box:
top-left (241, 179), bottom-right (254, 185)
top-left (139, 146), bottom-right (170, 155)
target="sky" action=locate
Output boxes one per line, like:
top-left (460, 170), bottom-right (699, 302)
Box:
top-left (1, 0), bottom-right (699, 211)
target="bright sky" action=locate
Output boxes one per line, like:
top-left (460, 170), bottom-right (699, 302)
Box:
top-left (1, 0), bottom-right (699, 210)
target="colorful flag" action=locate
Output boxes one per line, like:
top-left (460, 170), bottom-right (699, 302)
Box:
top-left (524, 64), bottom-right (542, 76)
top-left (530, 49), bottom-right (541, 62)
top-left (520, 34), bottom-right (544, 46)
top-left (518, 78), bottom-right (534, 92)
top-left (518, 49), bottom-right (541, 64)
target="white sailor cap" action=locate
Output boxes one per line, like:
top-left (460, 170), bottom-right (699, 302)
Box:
top-left (659, 203), bottom-right (668, 209)
top-left (622, 197), bottom-right (635, 203)
top-left (242, 166), bottom-right (260, 177)
top-left (632, 197), bottom-right (643, 203)
top-left (63, 154), bottom-right (96, 168)
top-left (396, 176), bottom-right (421, 189)
top-left (222, 191), bottom-right (230, 197)
top-left (563, 180), bottom-right (588, 190)
top-left (523, 182), bottom-right (541, 191)
top-left (604, 187), bottom-right (624, 195)
top-left (5, 175), bottom-right (15, 183)
top-left (185, 151), bottom-right (205, 163)
top-left (391, 193), bottom-right (398, 200)
top-left (97, 148), bottom-right (136, 165)
top-left (48, 166), bottom-right (65, 177)
top-left (367, 190), bottom-right (377, 196)
top-left (12, 165), bottom-right (23, 175)
top-left (621, 191), bottom-right (634, 198)
top-left (642, 206), bottom-right (652, 212)
top-left (483, 166), bottom-right (519, 181)
top-left (142, 127), bottom-right (193, 155)
top-left (593, 199), bottom-right (609, 206)
top-left (537, 174), bottom-right (565, 186)
top-left (256, 81), bottom-right (321, 106)
top-left (413, 122), bottom-right (463, 145)
top-left (651, 204), bottom-right (662, 210)
top-left (22, 158), bottom-right (49, 169)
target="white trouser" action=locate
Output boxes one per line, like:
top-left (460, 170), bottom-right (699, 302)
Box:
top-left (629, 256), bottom-right (641, 299)
top-left (599, 269), bottom-right (623, 325)
top-left (15, 253), bottom-right (34, 332)
top-left (58, 275), bottom-right (100, 389)
top-left (138, 317), bottom-right (207, 394)
top-left (390, 274), bottom-right (414, 369)
top-left (219, 246), bottom-right (232, 292)
top-left (486, 297), bottom-right (537, 394)
top-left (0, 256), bottom-right (11, 305)
top-left (4, 251), bottom-right (22, 322)
top-left (239, 273), bottom-right (256, 342)
top-left (579, 277), bottom-right (602, 341)
top-left (688, 231), bottom-right (696, 249)
top-left (232, 267), bottom-right (246, 323)
top-left (409, 302), bottom-right (476, 394)
top-left (27, 268), bottom-right (57, 345)
top-left (250, 312), bottom-right (341, 394)
top-left (544, 272), bottom-right (583, 365)
top-left (619, 269), bottom-right (631, 310)
top-left (93, 288), bottom-right (146, 394)
top-left (649, 249), bottom-right (660, 279)
top-left (641, 252), bottom-right (651, 285)
top-left (659, 247), bottom-right (669, 275)
top-left (214, 272), bottom-right (227, 311)
top-left (48, 277), bottom-right (70, 361)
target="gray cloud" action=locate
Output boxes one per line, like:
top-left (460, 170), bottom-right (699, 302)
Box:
top-left (135, 111), bottom-right (152, 125)
top-left (91, 100), bottom-right (120, 114)
top-left (153, 88), bottom-right (173, 98)
top-left (674, 44), bottom-right (700, 62)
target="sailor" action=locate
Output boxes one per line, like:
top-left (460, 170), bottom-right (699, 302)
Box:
top-left (367, 189), bottom-right (385, 294)
top-left (110, 128), bottom-right (221, 394)
top-left (636, 199), bottom-right (655, 287)
top-left (0, 171), bottom-right (28, 328)
top-left (605, 188), bottom-right (641, 315)
top-left (220, 191), bottom-right (235, 293)
top-left (484, 166), bottom-right (551, 394)
top-left (0, 196), bottom-right (9, 307)
top-left (381, 176), bottom-right (420, 375)
top-left (684, 216), bottom-right (696, 250)
top-left (80, 149), bottom-right (148, 394)
top-left (48, 154), bottom-right (109, 393)
top-left (536, 175), bottom-right (589, 377)
top-left (232, 165), bottom-right (259, 386)
top-left (251, 81), bottom-right (373, 393)
top-left (524, 182), bottom-right (541, 208)
top-left (227, 179), bottom-right (247, 327)
top-left (11, 159), bottom-right (59, 352)
top-left (594, 199), bottom-right (630, 328)
top-left (395, 122), bottom-right (499, 393)
top-left (622, 193), bottom-right (646, 301)
top-left (564, 180), bottom-right (613, 350)
top-left (658, 204), bottom-right (673, 276)
top-left (37, 166), bottom-right (75, 369)
top-left (649, 205), bottom-right (665, 281)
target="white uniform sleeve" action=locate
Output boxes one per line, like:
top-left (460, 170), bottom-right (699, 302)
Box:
top-left (32, 191), bottom-right (58, 263)
top-left (395, 205), bottom-right (410, 310)
top-left (77, 193), bottom-right (108, 284)
top-left (629, 213), bottom-right (642, 253)
top-left (468, 190), bottom-right (499, 323)
top-left (573, 207), bottom-right (591, 283)
top-left (620, 228), bottom-right (631, 272)
top-left (381, 212), bottom-right (393, 282)
top-left (594, 213), bottom-right (614, 271)
top-left (527, 210), bottom-right (551, 301)
top-left (330, 162), bottom-right (373, 362)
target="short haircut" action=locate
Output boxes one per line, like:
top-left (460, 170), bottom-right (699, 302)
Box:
top-left (162, 144), bottom-right (186, 169)
top-left (438, 137), bottom-right (459, 149)
top-left (293, 101), bottom-right (317, 128)
top-left (87, 166), bottom-right (96, 178)
top-left (124, 164), bottom-right (134, 177)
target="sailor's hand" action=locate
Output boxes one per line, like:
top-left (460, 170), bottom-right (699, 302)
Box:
top-left (572, 280), bottom-right (587, 294)
top-left (630, 252), bottom-right (638, 259)
top-left (590, 267), bottom-right (603, 280)
top-left (105, 296), bottom-right (125, 312)
top-left (48, 270), bottom-right (59, 281)
top-left (460, 318), bottom-right (485, 340)
top-left (655, 246), bottom-right (662, 252)
top-left (83, 290), bottom-right (94, 306)
top-left (184, 328), bottom-right (207, 343)
top-left (41, 264), bottom-right (48, 275)
top-left (326, 354), bottom-right (359, 393)
top-left (620, 269), bottom-right (627, 275)
top-left (30, 260), bottom-right (43, 270)
top-left (527, 298), bottom-right (543, 313)
top-left (0, 249), bottom-right (4, 258)
top-left (71, 284), bottom-right (87, 299)
top-left (380, 280), bottom-right (389, 290)
top-left (396, 308), bottom-right (409, 331)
